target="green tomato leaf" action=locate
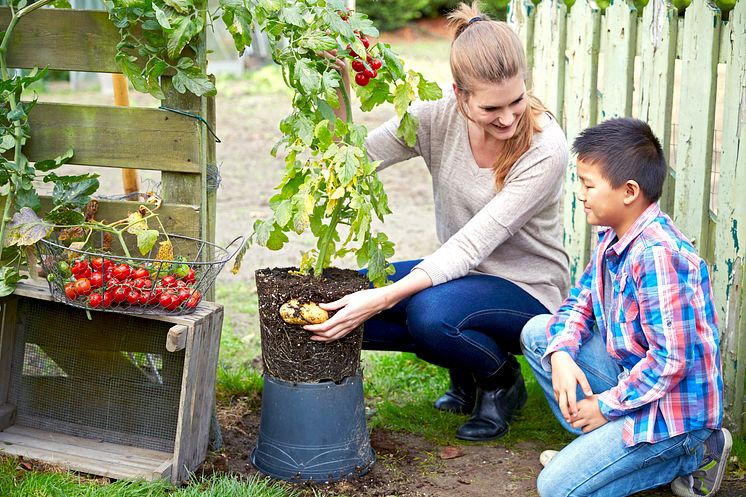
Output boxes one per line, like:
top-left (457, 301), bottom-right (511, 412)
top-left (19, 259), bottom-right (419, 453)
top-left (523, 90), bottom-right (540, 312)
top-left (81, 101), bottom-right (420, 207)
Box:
top-left (163, 0), bottom-right (190, 14)
top-left (398, 112), bottom-right (418, 148)
top-left (173, 67), bottom-right (217, 96)
top-left (137, 229), bottom-right (160, 255)
top-left (314, 120), bottom-right (333, 148)
top-left (301, 32), bottom-right (337, 51)
top-left (0, 134), bottom-right (15, 154)
top-left (348, 13), bottom-right (379, 38)
top-left (323, 9), bottom-right (354, 38)
top-left (273, 199), bottom-right (293, 227)
top-left (0, 266), bottom-right (24, 298)
top-left (44, 209), bottom-right (85, 226)
top-left (152, 3), bottom-right (171, 28)
top-left (335, 146), bottom-right (357, 186)
top-left (293, 114), bottom-right (314, 146)
top-left (51, 176), bottom-right (100, 210)
top-left (380, 45), bottom-right (405, 80)
top-left (294, 59), bottom-right (321, 93)
top-left (15, 187), bottom-right (41, 212)
top-left (393, 79), bottom-right (415, 118)
top-left (417, 78), bottom-right (443, 101)
top-left (35, 148), bottom-right (74, 172)
top-left (279, 3), bottom-right (304, 26)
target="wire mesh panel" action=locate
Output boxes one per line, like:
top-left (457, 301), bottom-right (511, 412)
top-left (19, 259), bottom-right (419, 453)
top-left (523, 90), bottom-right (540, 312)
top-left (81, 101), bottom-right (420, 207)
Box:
top-left (8, 299), bottom-right (183, 452)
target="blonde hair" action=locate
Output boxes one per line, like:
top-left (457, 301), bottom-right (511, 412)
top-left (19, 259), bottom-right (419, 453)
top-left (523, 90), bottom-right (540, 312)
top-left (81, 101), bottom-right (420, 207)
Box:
top-left (447, 2), bottom-right (549, 190)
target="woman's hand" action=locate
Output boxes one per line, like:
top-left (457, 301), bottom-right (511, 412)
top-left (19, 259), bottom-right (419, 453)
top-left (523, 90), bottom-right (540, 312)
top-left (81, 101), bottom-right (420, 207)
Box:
top-left (304, 287), bottom-right (389, 342)
top-left (321, 49), bottom-right (351, 121)
top-left (550, 351), bottom-right (594, 423)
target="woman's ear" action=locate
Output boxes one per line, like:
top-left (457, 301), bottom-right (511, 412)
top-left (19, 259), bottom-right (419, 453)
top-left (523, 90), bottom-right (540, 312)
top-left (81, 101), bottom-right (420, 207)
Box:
top-left (452, 82), bottom-right (459, 96)
top-left (623, 180), bottom-right (641, 205)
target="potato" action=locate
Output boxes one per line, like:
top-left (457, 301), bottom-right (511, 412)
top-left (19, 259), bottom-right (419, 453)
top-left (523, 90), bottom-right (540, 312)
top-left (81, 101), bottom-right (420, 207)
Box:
top-left (279, 298), bottom-right (329, 325)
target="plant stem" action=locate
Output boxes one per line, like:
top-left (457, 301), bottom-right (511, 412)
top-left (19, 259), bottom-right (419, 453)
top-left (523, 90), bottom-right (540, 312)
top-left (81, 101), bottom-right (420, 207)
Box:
top-left (314, 199), bottom-right (344, 277)
top-left (0, 0), bottom-right (55, 251)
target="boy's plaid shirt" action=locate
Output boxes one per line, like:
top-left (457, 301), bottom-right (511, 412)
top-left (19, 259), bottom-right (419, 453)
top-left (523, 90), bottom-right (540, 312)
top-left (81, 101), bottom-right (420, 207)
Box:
top-left (542, 203), bottom-right (723, 446)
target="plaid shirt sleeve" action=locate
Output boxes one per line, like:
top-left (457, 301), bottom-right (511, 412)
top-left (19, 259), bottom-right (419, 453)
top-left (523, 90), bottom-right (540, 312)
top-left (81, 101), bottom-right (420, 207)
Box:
top-left (541, 259), bottom-right (597, 371)
top-left (598, 245), bottom-right (696, 418)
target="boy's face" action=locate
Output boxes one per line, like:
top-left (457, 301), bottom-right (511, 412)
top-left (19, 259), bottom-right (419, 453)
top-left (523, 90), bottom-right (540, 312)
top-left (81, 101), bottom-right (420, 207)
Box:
top-left (576, 159), bottom-right (630, 231)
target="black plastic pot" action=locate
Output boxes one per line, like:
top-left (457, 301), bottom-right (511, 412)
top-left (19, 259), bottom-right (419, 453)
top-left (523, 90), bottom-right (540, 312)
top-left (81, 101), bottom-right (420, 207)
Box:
top-left (251, 372), bottom-right (375, 482)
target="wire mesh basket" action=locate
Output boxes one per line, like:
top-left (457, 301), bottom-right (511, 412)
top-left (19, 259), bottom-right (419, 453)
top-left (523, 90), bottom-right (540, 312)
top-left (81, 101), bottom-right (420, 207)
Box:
top-left (37, 233), bottom-right (243, 316)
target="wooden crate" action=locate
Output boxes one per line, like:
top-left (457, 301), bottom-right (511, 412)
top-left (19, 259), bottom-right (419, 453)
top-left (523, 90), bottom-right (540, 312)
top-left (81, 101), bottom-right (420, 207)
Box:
top-left (0, 280), bottom-right (223, 483)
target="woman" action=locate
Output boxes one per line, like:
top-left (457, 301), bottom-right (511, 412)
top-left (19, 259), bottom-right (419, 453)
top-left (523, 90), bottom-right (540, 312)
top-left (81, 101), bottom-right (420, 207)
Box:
top-left (307, 2), bottom-right (570, 441)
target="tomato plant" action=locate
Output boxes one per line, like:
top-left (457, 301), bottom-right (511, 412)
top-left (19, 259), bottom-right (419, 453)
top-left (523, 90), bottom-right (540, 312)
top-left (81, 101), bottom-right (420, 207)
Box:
top-left (0, 0), bottom-right (100, 297)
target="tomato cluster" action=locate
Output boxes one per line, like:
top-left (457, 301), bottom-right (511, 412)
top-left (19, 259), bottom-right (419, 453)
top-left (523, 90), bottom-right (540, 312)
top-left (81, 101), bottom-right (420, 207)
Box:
top-left (339, 9), bottom-right (382, 87)
top-left (54, 256), bottom-right (201, 312)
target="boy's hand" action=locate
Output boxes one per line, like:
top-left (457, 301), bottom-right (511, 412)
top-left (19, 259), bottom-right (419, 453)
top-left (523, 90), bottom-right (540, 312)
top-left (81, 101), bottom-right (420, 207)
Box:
top-left (571, 395), bottom-right (608, 433)
top-left (550, 351), bottom-right (594, 422)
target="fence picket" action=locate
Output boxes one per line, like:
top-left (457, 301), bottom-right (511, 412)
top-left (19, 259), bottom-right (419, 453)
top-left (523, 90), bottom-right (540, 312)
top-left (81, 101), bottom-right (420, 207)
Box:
top-left (638, 1), bottom-right (678, 214)
top-left (561, 0), bottom-right (601, 283)
top-left (672, 0), bottom-right (721, 253)
top-left (531, 0), bottom-right (567, 122)
top-left (597, 0), bottom-right (638, 121)
top-left (713, 0), bottom-right (746, 434)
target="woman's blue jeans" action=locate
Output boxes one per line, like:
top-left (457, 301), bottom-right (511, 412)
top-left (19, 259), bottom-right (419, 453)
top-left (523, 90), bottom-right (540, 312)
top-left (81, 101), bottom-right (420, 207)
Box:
top-left (520, 314), bottom-right (708, 497)
top-left (361, 260), bottom-right (548, 381)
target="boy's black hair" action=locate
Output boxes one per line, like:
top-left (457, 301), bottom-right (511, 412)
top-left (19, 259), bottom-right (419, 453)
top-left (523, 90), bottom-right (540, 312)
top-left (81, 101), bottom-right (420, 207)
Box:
top-left (572, 118), bottom-right (667, 202)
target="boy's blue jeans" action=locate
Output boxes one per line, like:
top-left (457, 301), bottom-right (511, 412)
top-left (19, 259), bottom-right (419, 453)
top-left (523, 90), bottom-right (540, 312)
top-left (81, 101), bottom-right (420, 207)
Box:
top-left (521, 314), bottom-right (708, 497)
top-left (361, 260), bottom-right (548, 380)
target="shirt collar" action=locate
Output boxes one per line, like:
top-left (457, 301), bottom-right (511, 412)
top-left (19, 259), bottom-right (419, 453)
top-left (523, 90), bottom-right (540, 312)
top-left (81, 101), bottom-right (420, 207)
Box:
top-left (597, 203), bottom-right (661, 256)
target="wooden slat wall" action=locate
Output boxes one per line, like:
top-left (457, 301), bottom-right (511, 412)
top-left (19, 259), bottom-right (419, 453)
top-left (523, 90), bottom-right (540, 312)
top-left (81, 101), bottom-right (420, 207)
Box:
top-left (512, 0), bottom-right (746, 433)
top-left (27, 103), bottom-right (202, 173)
top-left (0, 8), bottom-right (121, 73)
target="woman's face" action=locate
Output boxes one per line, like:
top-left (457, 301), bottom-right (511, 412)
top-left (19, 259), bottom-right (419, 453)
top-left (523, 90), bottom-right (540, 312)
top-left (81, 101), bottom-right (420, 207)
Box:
top-left (456, 74), bottom-right (528, 141)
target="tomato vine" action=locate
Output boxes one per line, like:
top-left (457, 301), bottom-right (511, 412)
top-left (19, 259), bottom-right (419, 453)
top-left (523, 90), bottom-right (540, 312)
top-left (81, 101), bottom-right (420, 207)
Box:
top-left (104, 0), bottom-right (442, 287)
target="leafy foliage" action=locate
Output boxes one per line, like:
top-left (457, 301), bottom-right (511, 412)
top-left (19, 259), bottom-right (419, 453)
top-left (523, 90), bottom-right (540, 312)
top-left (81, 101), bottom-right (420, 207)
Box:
top-left (0, 0), bottom-right (100, 296)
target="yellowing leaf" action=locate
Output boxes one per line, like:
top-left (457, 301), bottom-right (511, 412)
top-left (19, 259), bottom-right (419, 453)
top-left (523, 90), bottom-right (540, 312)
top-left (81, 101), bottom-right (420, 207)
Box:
top-left (125, 212), bottom-right (148, 234)
top-left (156, 240), bottom-right (174, 262)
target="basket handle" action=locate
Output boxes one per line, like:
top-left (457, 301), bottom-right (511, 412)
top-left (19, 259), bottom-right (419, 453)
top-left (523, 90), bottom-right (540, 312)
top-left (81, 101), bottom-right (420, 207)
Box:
top-left (224, 236), bottom-right (245, 260)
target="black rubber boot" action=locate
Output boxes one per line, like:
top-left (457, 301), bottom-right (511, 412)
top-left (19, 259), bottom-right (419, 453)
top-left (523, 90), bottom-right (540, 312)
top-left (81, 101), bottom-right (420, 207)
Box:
top-left (455, 357), bottom-right (528, 441)
top-left (433, 369), bottom-right (477, 414)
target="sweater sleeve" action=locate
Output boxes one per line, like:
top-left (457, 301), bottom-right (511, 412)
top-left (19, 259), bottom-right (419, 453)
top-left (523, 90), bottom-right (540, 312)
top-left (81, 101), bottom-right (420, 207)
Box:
top-left (415, 143), bottom-right (567, 285)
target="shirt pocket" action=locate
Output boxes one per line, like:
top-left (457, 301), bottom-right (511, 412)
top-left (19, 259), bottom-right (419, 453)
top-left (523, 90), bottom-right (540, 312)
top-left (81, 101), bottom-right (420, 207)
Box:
top-left (616, 273), bottom-right (639, 323)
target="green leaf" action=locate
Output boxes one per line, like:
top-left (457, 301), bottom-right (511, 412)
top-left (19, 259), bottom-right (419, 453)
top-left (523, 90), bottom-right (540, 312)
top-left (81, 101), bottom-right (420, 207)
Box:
top-left (348, 123), bottom-right (367, 145)
top-left (335, 146), bottom-right (357, 185)
top-left (44, 209), bottom-right (84, 226)
top-left (152, 3), bottom-right (171, 29)
top-left (380, 45), bottom-right (405, 80)
top-left (0, 266), bottom-right (24, 298)
top-left (7, 106), bottom-right (26, 122)
top-left (163, 0), bottom-right (190, 14)
top-left (173, 67), bottom-right (217, 96)
top-left (417, 78), bottom-right (442, 101)
top-left (294, 59), bottom-right (321, 93)
top-left (301, 32), bottom-right (337, 52)
top-left (4, 207), bottom-right (52, 247)
top-left (51, 177), bottom-right (100, 210)
top-left (398, 112), bottom-right (418, 148)
top-left (293, 114), bottom-right (314, 146)
top-left (137, 229), bottom-right (160, 255)
top-left (167, 16), bottom-right (203, 59)
top-left (323, 9), bottom-right (354, 38)
top-left (316, 98), bottom-right (337, 123)
top-left (314, 120), bottom-right (333, 148)
top-left (15, 187), bottom-right (40, 212)
top-left (273, 200), bottom-right (293, 227)
top-left (348, 13), bottom-right (379, 38)
top-left (0, 134), bottom-right (15, 153)
top-left (35, 148), bottom-right (74, 172)
top-left (279, 3), bottom-right (304, 26)
top-left (393, 79), bottom-right (415, 118)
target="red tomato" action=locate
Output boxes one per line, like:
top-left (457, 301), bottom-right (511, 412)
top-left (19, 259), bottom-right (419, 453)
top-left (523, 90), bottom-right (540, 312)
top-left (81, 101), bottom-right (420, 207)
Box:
top-left (363, 68), bottom-right (377, 79)
top-left (89, 272), bottom-right (103, 289)
top-left (71, 260), bottom-right (88, 276)
top-left (88, 293), bottom-right (103, 308)
top-left (351, 59), bottom-right (365, 72)
top-left (126, 289), bottom-right (140, 305)
top-left (133, 267), bottom-right (150, 280)
top-left (371, 58), bottom-right (382, 70)
top-left (113, 264), bottom-right (131, 281)
top-left (90, 257), bottom-right (104, 270)
top-left (183, 268), bottom-right (196, 284)
top-left (113, 286), bottom-right (128, 303)
top-left (159, 293), bottom-right (173, 308)
top-left (177, 288), bottom-right (191, 303)
top-left (64, 282), bottom-right (77, 300)
top-left (103, 290), bottom-right (115, 307)
top-left (74, 278), bottom-right (92, 297)
top-left (360, 36), bottom-right (370, 49)
top-left (161, 275), bottom-right (177, 287)
top-left (355, 72), bottom-right (370, 86)
top-left (346, 44), bottom-right (358, 58)
top-left (186, 291), bottom-right (201, 309)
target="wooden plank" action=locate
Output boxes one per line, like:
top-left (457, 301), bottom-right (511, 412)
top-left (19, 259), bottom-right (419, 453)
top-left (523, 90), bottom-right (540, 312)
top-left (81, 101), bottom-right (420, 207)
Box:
top-left (712, 0), bottom-right (746, 434)
top-left (562, 0), bottom-right (601, 283)
top-left (509, 0), bottom-right (537, 89)
top-left (0, 8), bottom-right (122, 73)
top-left (597, 0), bottom-right (637, 121)
top-left (530, 0), bottom-right (567, 121)
top-left (672, 0), bottom-right (720, 251)
top-left (0, 298), bottom-right (18, 405)
top-left (637, 0), bottom-right (678, 214)
top-left (172, 317), bottom-right (199, 483)
top-left (166, 325), bottom-right (189, 353)
top-left (26, 103), bottom-right (201, 173)
top-left (0, 426), bottom-right (171, 481)
top-left (205, 87), bottom-right (218, 301)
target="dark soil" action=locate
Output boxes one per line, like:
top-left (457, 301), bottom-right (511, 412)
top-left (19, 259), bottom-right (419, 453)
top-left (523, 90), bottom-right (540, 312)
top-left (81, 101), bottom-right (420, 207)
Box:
top-left (255, 267), bottom-right (368, 383)
top-left (204, 396), bottom-right (746, 497)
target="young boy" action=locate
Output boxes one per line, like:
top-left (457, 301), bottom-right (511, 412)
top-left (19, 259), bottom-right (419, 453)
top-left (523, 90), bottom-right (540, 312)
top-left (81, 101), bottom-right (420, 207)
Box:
top-left (520, 118), bottom-right (731, 497)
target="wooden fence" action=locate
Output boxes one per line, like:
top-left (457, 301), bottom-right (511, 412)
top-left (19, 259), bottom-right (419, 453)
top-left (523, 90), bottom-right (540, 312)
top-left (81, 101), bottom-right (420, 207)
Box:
top-left (0, 7), bottom-right (217, 260)
top-left (508, 0), bottom-right (746, 433)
